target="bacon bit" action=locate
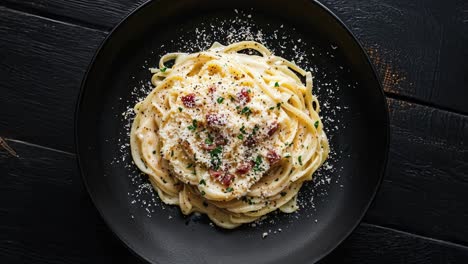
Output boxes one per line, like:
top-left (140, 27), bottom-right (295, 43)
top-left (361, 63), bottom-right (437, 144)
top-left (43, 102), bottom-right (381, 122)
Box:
top-left (209, 170), bottom-right (234, 186)
top-left (235, 161), bottom-right (253, 175)
top-left (243, 136), bottom-right (256, 147)
top-left (181, 93), bottom-right (196, 108)
top-left (209, 169), bottom-right (223, 179)
top-left (219, 173), bottom-right (235, 186)
top-left (267, 121), bottom-right (279, 137)
top-left (266, 149), bottom-right (281, 165)
top-left (201, 143), bottom-right (216, 151)
top-left (214, 135), bottom-right (228, 146)
top-left (237, 87), bottom-right (251, 104)
top-left (208, 85), bottom-right (216, 94)
top-left (206, 113), bottom-right (226, 126)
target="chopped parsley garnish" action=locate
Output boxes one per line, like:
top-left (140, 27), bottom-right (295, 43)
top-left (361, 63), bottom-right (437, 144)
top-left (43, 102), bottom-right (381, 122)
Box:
top-left (188, 119), bottom-right (198, 131)
top-left (247, 89), bottom-right (252, 93)
top-left (241, 106), bottom-right (251, 116)
top-left (274, 82), bottom-right (279, 87)
top-left (160, 67), bottom-right (167, 72)
top-left (237, 134), bottom-right (244, 140)
top-left (210, 146), bottom-right (222, 155)
top-left (226, 187), bottom-right (234, 192)
top-left (199, 179), bottom-right (206, 185)
top-left (201, 190), bottom-right (206, 196)
top-left (240, 125), bottom-right (247, 134)
top-left (269, 106), bottom-right (275, 110)
top-left (217, 97), bottom-right (224, 104)
top-left (298, 156), bottom-right (303, 165)
top-left (314, 121), bottom-right (319, 129)
top-left (187, 163), bottom-right (193, 168)
top-left (210, 146), bottom-right (223, 170)
top-left (230, 95), bottom-right (235, 102)
top-left (252, 125), bottom-right (260, 135)
top-left (280, 192), bottom-right (287, 197)
top-left (205, 134), bottom-right (214, 145)
top-left (178, 107), bottom-right (183, 112)
top-left (284, 154), bottom-right (291, 158)
top-left (277, 102), bottom-right (281, 110)
top-left (253, 155), bottom-right (263, 172)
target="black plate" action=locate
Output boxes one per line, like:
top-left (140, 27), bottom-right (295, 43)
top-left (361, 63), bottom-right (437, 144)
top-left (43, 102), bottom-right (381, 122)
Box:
top-left (76, 0), bottom-right (389, 263)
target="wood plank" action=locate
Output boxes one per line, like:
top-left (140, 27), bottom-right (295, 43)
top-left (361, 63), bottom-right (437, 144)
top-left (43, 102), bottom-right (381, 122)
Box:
top-left (365, 98), bottom-right (468, 246)
top-left (1, 0), bottom-right (146, 30)
top-left (321, 223), bottom-right (468, 264)
top-left (321, 0), bottom-right (468, 114)
top-left (1, 140), bottom-right (467, 263)
top-left (0, 140), bottom-right (143, 264)
top-left (0, 7), bottom-right (106, 152)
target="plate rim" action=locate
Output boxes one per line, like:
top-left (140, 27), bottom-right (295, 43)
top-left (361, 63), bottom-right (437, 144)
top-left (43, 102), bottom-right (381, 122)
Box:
top-left (74, 0), bottom-right (390, 263)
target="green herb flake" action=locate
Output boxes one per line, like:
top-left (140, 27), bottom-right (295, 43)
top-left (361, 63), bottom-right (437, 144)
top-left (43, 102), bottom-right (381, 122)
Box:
top-left (284, 154), bottom-right (291, 158)
top-left (241, 106), bottom-right (251, 116)
top-left (188, 119), bottom-right (198, 131)
top-left (253, 155), bottom-right (263, 172)
top-left (252, 125), bottom-right (260, 135)
top-left (210, 146), bottom-right (223, 170)
top-left (199, 179), bottom-right (206, 185)
top-left (237, 134), bottom-right (244, 140)
top-left (226, 187), bottom-right (234, 192)
top-left (178, 107), bottom-right (183, 112)
top-left (314, 121), bottom-right (319, 129)
top-left (298, 156), bottom-right (303, 166)
top-left (240, 125), bottom-right (247, 134)
top-left (160, 67), bottom-right (167, 72)
top-left (274, 82), bottom-right (279, 87)
top-left (201, 190), bottom-right (206, 196)
top-left (276, 102), bottom-right (281, 110)
top-left (187, 163), bottom-right (193, 168)
top-left (217, 97), bottom-right (224, 104)
top-left (205, 134), bottom-right (214, 145)
top-left (269, 106), bottom-right (275, 110)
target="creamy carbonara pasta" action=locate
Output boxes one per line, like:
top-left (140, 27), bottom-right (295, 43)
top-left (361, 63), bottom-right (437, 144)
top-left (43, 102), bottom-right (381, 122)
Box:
top-left (130, 41), bottom-right (329, 228)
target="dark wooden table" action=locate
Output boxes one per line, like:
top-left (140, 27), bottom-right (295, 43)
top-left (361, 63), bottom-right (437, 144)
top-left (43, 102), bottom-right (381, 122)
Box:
top-left (1, 0), bottom-right (467, 263)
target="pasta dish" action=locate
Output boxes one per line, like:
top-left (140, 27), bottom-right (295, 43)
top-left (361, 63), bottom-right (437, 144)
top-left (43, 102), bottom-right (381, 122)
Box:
top-left (130, 41), bottom-right (329, 228)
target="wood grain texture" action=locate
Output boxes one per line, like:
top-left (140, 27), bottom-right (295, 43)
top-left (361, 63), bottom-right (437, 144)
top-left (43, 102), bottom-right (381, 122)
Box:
top-left (321, 0), bottom-right (468, 114)
top-left (0, 140), bottom-right (144, 264)
top-left (321, 223), bottom-right (468, 264)
top-left (1, 0), bottom-right (146, 30)
top-left (0, 7), bottom-right (106, 152)
top-left (1, 140), bottom-right (467, 263)
top-left (365, 98), bottom-right (468, 246)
